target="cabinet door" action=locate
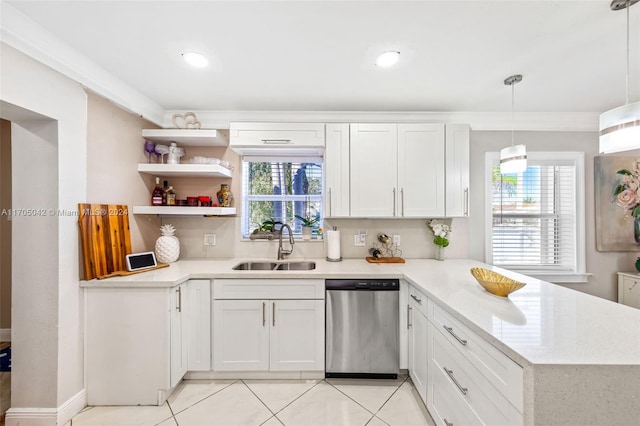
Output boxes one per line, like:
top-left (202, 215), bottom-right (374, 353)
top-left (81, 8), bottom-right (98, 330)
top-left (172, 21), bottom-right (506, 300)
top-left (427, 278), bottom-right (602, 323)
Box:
top-left (398, 124), bottom-right (445, 217)
top-left (270, 300), bottom-right (325, 371)
top-left (408, 298), bottom-right (428, 404)
top-left (187, 279), bottom-right (211, 371)
top-left (445, 124), bottom-right (471, 217)
top-left (213, 300), bottom-right (269, 371)
top-left (350, 123), bottom-right (398, 217)
top-left (325, 123), bottom-right (350, 217)
top-left (170, 283), bottom-right (188, 388)
top-left (619, 274), bottom-right (640, 308)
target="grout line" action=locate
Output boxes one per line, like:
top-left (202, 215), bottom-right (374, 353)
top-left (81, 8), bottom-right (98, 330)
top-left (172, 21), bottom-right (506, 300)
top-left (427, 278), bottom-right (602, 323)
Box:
top-left (248, 378), bottom-right (323, 416)
top-left (167, 379), bottom-right (240, 417)
top-left (373, 375), bottom-right (409, 416)
top-left (240, 380), bottom-right (277, 418)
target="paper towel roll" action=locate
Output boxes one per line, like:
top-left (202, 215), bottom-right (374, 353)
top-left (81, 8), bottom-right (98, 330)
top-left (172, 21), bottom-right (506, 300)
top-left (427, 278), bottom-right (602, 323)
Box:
top-left (326, 230), bottom-right (342, 261)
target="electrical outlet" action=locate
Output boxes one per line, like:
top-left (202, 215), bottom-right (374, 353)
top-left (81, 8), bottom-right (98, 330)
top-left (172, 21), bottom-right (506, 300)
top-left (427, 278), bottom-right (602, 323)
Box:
top-left (204, 234), bottom-right (216, 246)
top-left (354, 234), bottom-right (366, 247)
top-left (393, 234), bottom-right (401, 247)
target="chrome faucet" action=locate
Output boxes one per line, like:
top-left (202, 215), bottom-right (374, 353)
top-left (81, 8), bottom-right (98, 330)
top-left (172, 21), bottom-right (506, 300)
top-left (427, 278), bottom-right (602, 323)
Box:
top-left (277, 224), bottom-right (294, 260)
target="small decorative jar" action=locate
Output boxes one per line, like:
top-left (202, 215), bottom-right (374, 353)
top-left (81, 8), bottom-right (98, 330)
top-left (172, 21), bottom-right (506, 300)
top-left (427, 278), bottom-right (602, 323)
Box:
top-left (217, 184), bottom-right (233, 207)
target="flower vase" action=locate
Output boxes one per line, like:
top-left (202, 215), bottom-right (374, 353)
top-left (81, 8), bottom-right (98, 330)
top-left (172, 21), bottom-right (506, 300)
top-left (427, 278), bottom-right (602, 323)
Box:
top-left (635, 257), bottom-right (640, 273)
top-left (216, 183), bottom-right (233, 207)
top-left (435, 245), bottom-right (445, 261)
top-left (302, 226), bottom-right (312, 240)
top-left (635, 218), bottom-right (640, 244)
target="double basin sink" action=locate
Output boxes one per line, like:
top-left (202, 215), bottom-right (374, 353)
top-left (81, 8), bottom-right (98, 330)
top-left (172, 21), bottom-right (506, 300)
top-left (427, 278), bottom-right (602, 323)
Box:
top-left (232, 261), bottom-right (316, 271)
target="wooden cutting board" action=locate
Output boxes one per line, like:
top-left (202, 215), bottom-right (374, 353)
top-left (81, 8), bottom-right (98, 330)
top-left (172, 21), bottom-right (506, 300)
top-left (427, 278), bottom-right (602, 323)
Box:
top-left (365, 256), bottom-right (406, 263)
top-left (78, 204), bottom-right (132, 280)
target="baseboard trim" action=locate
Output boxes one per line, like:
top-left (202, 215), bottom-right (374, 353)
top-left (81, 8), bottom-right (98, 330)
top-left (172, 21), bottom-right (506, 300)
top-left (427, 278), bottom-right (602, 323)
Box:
top-left (0, 329), bottom-right (11, 342)
top-left (57, 389), bottom-right (87, 425)
top-left (5, 389), bottom-right (86, 426)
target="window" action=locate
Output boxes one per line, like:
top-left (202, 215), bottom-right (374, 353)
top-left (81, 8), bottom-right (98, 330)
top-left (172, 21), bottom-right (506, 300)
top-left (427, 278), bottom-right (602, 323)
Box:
top-left (486, 152), bottom-right (586, 282)
top-left (241, 156), bottom-right (323, 238)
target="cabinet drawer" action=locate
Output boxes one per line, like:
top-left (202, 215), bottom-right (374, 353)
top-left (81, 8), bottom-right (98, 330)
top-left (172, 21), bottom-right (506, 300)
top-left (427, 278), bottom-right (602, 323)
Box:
top-left (409, 285), bottom-right (428, 317)
top-left (230, 122), bottom-right (325, 148)
top-left (430, 322), bottom-right (523, 425)
top-left (429, 359), bottom-right (482, 426)
top-left (428, 300), bottom-right (523, 412)
top-left (213, 279), bottom-right (324, 300)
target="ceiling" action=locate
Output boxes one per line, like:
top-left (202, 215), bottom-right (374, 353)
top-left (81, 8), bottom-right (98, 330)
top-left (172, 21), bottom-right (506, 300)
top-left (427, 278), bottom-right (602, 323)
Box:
top-left (4, 0), bottom-right (640, 117)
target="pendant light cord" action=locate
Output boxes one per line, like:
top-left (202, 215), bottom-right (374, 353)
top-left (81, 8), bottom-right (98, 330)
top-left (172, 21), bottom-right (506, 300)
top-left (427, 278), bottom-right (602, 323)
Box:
top-left (511, 81), bottom-right (515, 147)
top-left (626, 0), bottom-right (630, 105)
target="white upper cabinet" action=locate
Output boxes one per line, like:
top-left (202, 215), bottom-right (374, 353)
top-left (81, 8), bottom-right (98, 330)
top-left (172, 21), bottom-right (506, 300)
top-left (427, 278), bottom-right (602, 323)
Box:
top-left (350, 123), bottom-right (445, 217)
top-left (325, 123), bottom-right (350, 217)
top-left (350, 123), bottom-right (398, 217)
top-left (398, 124), bottom-right (445, 217)
top-left (229, 122), bottom-right (325, 155)
top-left (445, 124), bottom-right (471, 217)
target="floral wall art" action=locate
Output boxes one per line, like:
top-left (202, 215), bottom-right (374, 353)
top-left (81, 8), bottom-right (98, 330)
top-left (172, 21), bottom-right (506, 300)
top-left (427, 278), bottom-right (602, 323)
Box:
top-left (595, 156), bottom-right (640, 251)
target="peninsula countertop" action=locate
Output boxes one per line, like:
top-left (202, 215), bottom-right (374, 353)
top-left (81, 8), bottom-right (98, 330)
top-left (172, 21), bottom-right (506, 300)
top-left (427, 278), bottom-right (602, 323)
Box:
top-left (81, 257), bottom-right (640, 370)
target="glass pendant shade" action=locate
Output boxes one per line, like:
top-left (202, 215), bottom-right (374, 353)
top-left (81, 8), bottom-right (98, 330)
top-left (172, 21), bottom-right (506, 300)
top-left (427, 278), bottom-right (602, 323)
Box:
top-left (500, 144), bottom-right (527, 174)
top-left (599, 101), bottom-right (640, 153)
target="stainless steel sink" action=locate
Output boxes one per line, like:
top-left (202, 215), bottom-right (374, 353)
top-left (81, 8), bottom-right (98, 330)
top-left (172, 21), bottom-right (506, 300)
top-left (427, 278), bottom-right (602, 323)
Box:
top-left (231, 261), bottom-right (316, 271)
top-left (232, 261), bottom-right (278, 270)
top-left (275, 261), bottom-right (316, 271)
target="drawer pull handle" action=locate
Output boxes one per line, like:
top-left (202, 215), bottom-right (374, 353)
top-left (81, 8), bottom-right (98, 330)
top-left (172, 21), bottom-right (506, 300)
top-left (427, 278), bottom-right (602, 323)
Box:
top-left (444, 367), bottom-right (468, 395)
top-left (407, 304), bottom-right (412, 329)
top-left (262, 302), bottom-right (266, 326)
top-left (410, 294), bottom-right (423, 304)
top-left (444, 419), bottom-right (453, 426)
top-left (443, 325), bottom-right (467, 346)
top-left (261, 139), bottom-right (292, 144)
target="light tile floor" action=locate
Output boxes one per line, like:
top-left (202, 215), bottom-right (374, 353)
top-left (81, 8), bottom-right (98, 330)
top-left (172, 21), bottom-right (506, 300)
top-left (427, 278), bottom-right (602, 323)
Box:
top-left (71, 377), bottom-right (436, 426)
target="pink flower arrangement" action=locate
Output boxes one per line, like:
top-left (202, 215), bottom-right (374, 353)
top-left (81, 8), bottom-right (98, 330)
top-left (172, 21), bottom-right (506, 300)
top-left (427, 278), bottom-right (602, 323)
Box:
top-left (614, 160), bottom-right (640, 218)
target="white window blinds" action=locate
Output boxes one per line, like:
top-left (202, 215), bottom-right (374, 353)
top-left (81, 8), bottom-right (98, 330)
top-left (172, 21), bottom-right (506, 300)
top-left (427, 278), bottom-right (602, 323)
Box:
top-left (490, 155), bottom-right (580, 273)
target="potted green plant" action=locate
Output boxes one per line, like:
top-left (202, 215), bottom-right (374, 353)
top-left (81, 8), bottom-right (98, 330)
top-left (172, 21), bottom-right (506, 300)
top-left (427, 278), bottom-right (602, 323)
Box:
top-left (250, 218), bottom-right (282, 240)
top-left (295, 214), bottom-right (320, 240)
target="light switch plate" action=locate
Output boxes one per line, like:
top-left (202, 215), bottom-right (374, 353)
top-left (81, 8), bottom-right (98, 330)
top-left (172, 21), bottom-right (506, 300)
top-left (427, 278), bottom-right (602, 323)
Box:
top-left (393, 234), bottom-right (401, 247)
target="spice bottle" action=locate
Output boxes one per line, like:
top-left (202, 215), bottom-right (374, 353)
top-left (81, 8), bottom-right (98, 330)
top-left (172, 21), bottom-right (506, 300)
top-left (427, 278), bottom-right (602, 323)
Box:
top-left (166, 186), bottom-right (176, 206)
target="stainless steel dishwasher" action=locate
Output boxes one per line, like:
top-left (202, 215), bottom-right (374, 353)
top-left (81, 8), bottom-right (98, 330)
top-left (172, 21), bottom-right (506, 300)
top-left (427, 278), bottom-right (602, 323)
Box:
top-left (325, 279), bottom-right (399, 379)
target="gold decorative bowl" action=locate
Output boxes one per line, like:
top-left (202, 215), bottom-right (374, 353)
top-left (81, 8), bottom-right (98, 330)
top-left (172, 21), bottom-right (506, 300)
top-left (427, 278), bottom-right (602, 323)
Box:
top-left (470, 267), bottom-right (526, 297)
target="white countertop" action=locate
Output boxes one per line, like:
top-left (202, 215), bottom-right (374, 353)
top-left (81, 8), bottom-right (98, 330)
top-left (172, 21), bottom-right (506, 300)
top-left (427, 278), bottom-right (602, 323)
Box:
top-left (82, 258), bottom-right (640, 368)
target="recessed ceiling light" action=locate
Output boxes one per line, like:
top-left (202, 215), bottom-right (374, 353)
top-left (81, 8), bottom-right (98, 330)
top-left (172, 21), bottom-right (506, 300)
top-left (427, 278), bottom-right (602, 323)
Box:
top-left (375, 50), bottom-right (400, 67)
top-left (182, 51), bottom-right (209, 68)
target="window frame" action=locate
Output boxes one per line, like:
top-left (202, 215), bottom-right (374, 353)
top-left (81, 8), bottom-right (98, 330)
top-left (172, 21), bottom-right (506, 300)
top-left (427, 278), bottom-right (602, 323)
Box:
top-left (484, 151), bottom-right (589, 283)
top-left (240, 155), bottom-right (324, 240)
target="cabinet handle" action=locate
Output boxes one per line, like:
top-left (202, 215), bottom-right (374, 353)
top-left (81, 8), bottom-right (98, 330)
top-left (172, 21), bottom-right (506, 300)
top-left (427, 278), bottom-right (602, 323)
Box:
top-left (407, 304), bottom-right (412, 329)
top-left (443, 325), bottom-right (467, 346)
top-left (261, 139), bottom-right (292, 144)
top-left (464, 187), bottom-right (469, 217)
top-left (176, 287), bottom-right (181, 312)
top-left (262, 302), bottom-right (266, 326)
top-left (272, 302), bottom-right (276, 326)
top-left (444, 419), bottom-right (453, 426)
top-left (401, 188), bottom-right (405, 217)
top-left (444, 367), bottom-right (468, 395)
top-left (393, 188), bottom-right (396, 216)
top-left (410, 294), bottom-right (423, 304)
top-left (328, 188), bottom-right (332, 216)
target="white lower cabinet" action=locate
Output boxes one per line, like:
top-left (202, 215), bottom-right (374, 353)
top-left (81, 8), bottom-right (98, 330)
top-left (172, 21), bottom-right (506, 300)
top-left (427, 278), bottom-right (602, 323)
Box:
top-left (427, 301), bottom-right (524, 426)
top-left (170, 282), bottom-right (188, 388)
top-left (85, 279), bottom-right (208, 405)
top-left (187, 279), bottom-right (211, 371)
top-left (212, 279), bottom-right (325, 373)
top-left (408, 286), bottom-right (429, 404)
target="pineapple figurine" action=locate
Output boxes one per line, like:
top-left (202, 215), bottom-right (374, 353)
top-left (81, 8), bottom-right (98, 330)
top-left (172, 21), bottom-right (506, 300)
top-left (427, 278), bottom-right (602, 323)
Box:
top-left (155, 224), bottom-right (180, 263)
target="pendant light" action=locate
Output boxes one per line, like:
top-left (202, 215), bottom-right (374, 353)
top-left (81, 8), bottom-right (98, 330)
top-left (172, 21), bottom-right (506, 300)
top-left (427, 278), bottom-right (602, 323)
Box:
top-left (599, 0), bottom-right (640, 154)
top-left (500, 74), bottom-right (527, 174)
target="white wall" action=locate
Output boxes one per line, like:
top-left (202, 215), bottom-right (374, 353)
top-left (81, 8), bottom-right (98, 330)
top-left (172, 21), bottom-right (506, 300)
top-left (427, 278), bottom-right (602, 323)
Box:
top-left (468, 130), bottom-right (638, 301)
top-left (0, 42), bottom-right (87, 423)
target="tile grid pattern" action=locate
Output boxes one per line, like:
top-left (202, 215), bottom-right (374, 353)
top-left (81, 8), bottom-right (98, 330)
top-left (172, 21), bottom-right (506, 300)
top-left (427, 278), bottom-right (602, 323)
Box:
top-left (70, 377), bottom-right (435, 426)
